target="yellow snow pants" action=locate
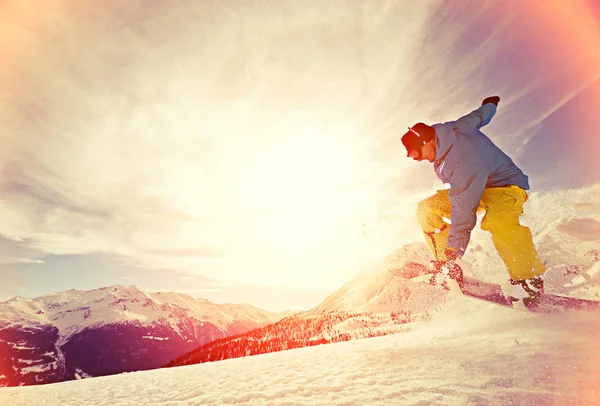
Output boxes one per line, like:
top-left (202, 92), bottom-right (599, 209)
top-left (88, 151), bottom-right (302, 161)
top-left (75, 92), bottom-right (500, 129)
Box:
top-left (417, 185), bottom-right (545, 281)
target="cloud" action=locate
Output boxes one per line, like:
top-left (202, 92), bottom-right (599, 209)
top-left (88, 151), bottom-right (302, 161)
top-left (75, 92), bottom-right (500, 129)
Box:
top-left (0, 234), bottom-right (45, 263)
top-left (147, 248), bottom-right (222, 259)
top-left (573, 203), bottom-right (600, 215)
top-left (0, 1), bottom-right (430, 289)
top-left (1, 0), bottom-right (598, 294)
top-left (0, 258), bottom-right (44, 265)
top-left (557, 218), bottom-right (600, 241)
top-left (510, 75), bottom-right (600, 158)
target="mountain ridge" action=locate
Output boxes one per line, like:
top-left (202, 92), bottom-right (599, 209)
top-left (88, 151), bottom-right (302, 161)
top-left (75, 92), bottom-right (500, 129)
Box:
top-left (0, 284), bottom-right (287, 387)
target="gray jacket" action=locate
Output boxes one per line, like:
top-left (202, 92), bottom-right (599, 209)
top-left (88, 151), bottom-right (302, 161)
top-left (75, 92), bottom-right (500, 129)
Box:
top-left (432, 103), bottom-right (529, 255)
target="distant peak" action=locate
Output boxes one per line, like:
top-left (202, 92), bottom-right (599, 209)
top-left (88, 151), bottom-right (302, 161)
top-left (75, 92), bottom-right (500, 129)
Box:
top-left (7, 295), bottom-right (25, 302)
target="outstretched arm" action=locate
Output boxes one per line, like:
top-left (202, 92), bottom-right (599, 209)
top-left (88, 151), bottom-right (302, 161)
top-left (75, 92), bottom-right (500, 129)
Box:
top-left (446, 166), bottom-right (489, 258)
top-left (455, 96), bottom-right (500, 130)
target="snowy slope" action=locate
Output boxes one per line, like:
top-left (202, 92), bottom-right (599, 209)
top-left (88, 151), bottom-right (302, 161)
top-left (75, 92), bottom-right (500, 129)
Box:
top-left (461, 183), bottom-right (600, 300)
top-left (155, 185), bottom-right (600, 374)
top-left (1, 291), bottom-right (599, 405)
top-left (166, 242), bottom-right (451, 370)
top-left (310, 184), bottom-right (600, 317)
top-left (314, 242), bottom-right (446, 315)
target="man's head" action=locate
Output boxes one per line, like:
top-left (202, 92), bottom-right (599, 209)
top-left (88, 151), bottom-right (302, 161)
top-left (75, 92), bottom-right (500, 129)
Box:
top-left (401, 122), bottom-right (436, 162)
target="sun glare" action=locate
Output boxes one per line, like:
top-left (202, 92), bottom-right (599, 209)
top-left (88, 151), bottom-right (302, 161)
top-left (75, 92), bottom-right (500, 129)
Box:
top-left (243, 127), bottom-right (357, 244)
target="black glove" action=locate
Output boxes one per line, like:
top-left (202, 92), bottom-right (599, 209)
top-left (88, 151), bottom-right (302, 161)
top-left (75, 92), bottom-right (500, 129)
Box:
top-left (444, 247), bottom-right (461, 262)
top-left (482, 96), bottom-right (500, 106)
top-left (430, 257), bottom-right (464, 285)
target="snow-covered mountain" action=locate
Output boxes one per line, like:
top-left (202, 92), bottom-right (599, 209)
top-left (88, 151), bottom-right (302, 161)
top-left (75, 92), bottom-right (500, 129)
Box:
top-left (167, 248), bottom-right (451, 369)
top-left (312, 242), bottom-right (447, 315)
top-left (0, 285), bottom-right (287, 387)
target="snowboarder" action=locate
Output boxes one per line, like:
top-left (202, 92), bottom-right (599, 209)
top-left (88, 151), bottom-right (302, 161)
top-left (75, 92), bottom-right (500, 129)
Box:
top-left (401, 96), bottom-right (546, 306)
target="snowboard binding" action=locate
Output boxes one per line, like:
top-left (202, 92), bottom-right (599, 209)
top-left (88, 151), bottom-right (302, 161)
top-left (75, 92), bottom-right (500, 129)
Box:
top-left (508, 276), bottom-right (544, 307)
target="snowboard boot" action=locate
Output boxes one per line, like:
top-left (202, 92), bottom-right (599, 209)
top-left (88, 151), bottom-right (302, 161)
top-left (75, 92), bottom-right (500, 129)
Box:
top-left (429, 260), bottom-right (464, 289)
top-left (509, 276), bottom-right (544, 307)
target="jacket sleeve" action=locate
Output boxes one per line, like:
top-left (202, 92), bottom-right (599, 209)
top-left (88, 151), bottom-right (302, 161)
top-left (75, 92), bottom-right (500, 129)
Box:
top-left (455, 103), bottom-right (497, 131)
top-left (447, 165), bottom-right (489, 256)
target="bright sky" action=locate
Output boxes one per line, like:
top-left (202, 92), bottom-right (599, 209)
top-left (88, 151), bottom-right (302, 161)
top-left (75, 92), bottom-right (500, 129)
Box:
top-left (2, 293), bottom-right (600, 405)
top-left (1, 0), bottom-right (600, 311)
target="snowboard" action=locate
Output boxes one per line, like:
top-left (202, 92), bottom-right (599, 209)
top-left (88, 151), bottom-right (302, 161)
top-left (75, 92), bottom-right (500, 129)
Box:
top-left (391, 261), bottom-right (600, 313)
